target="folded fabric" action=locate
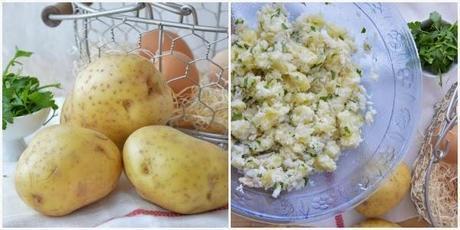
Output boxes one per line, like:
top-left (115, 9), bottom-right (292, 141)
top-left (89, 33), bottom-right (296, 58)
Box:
top-left (2, 163), bottom-right (228, 228)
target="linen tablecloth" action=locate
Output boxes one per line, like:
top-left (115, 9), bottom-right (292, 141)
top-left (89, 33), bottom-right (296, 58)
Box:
top-left (2, 100), bottom-right (228, 228)
top-left (2, 163), bottom-right (228, 228)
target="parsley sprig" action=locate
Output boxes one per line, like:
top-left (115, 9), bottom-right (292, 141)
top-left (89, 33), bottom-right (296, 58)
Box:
top-left (408, 12), bottom-right (457, 85)
top-left (2, 48), bottom-right (60, 129)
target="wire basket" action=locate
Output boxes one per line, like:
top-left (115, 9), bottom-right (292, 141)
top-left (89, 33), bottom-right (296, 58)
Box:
top-left (42, 2), bottom-right (228, 147)
top-left (411, 83), bottom-right (458, 227)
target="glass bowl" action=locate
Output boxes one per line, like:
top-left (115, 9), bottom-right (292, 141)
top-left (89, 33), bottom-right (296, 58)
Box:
top-left (231, 2), bottom-right (422, 224)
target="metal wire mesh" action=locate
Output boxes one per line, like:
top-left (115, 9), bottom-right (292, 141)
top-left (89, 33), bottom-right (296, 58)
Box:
top-left (67, 3), bottom-right (228, 146)
top-left (411, 83), bottom-right (458, 227)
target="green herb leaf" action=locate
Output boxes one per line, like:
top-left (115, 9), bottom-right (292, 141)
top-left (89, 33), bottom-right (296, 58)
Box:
top-left (304, 176), bottom-right (309, 186)
top-left (363, 42), bottom-right (372, 52)
top-left (308, 151), bottom-right (318, 157)
top-left (408, 12), bottom-right (457, 86)
top-left (15, 49), bottom-right (33, 58)
top-left (281, 23), bottom-right (288, 30)
top-left (319, 94), bottom-right (333, 101)
top-left (243, 77), bottom-right (249, 87)
top-left (2, 48), bottom-right (60, 129)
top-left (234, 18), bottom-right (244, 25)
top-left (361, 27), bottom-right (366, 33)
top-left (271, 8), bottom-right (283, 19)
top-left (343, 126), bottom-right (351, 137)
top-left (3, 48), bottom-right (33, 76)
top-left (291, 30), bottom-right (301, 41)
top-left (232, 112), bottom-right (243, 121)
top-left (429, 11), bottom-right (441, 27)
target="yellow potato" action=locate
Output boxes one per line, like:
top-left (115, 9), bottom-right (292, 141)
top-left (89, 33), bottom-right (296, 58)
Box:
top-left (354, 218), bottom-right (400, 227)
top-left (208, 49), bottom-right (228, 88)
top-left (123, 125), bottom-right (228, 214)
top-left (15, 125), bottom-right (122, 216)
top-left (355, 162), bottom-right (411, 217)
top-left (61, 54), bottom-right (174, 148)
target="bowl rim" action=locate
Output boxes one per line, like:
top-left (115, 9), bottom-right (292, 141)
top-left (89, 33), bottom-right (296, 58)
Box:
top-left (14, 107), bottom-right (51, 119)
top-left (423, 63), bottom-right (458, 78)
top-left (3, 107), bottom-right (51, 131)
top-left (230, 2), bottom-right (423, 224)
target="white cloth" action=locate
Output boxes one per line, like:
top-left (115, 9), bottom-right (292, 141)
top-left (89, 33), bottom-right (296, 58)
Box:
top-left (308, 3), bottom-right (458, 227)
top-left (3, 163), bottom-right (228, 228)
top-left (2, 97), bottom-right (228, 227)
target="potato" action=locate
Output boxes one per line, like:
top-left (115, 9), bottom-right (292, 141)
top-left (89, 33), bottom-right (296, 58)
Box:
top-left (123, 125), bottom-right (228, 214)
top-left (355, 162), bottom-right (411, 217)
top-left (15, 125), bottom-right (122, 216)
top-left (61, 54), bottom-right (174, 148)
top-left (354, 218), bottom-right (400, 227)
top-left (208, 49), bottom-right (228, 88)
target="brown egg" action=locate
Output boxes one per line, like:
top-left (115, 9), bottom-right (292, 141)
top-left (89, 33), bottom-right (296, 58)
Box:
top-left (442, 125), bottom-right (457, 165)
top-left (208, 49), bottom-right (228, 88)
top-left (155, 52), bottom-right (199, 97)
top-left (140, 29), bottom-right (194, 60)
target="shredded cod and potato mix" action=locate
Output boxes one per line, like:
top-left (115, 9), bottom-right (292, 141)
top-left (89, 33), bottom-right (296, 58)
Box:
top-left (231, 5), bottom-right (376, 198)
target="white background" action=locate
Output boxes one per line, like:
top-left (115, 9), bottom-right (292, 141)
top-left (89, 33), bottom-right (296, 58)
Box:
top-left (2, 2), bottom-right (228, 95)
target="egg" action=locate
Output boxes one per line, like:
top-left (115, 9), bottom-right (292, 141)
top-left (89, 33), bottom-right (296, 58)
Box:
top-left (208, 49), bottom-right (228, 88)
top-left (442, 125), bottom-right (457, 165)
top-left (155, 51), bottom-right (199, 97)
top-left (140, 29), bottom-right (194, 60)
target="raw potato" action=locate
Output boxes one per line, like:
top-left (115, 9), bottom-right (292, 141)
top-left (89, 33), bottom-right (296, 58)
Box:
top-left (354, 218), bottom-right (400, 227)
top-left (15, 125), bottom-right (122, 216)
top-left (208, 49), bottom-right (228, 88)
top-left (123, 125), bottom-right (228, 214)
top-left (61, 54), bottom-right (174, 148)
top-left (355, 162), bottom-right (411, 217)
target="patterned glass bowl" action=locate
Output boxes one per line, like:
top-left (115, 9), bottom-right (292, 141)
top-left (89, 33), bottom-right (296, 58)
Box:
top-left (231, 3), bottom-right (422, 224)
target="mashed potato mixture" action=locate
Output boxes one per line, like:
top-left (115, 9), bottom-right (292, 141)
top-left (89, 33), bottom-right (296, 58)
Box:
top-left (231, 4), bottom-right (376, 198)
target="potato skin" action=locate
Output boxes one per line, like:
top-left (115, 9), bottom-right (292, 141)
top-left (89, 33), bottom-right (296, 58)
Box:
top-left (354, 218), bottom-right (400, 227)
top-left (123, 125), bottom-right (228, 214)
top-left (355, 162), bottom-right (411, 217)
top-left (61, 54), bottom-right (174, 148)
top-left (15, 125), bottom-right (122, 216)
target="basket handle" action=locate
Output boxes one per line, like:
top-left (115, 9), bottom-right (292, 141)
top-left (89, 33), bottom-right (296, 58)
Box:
top-left (41, 3), bottom-right (74, 27)
top-left (42, 3), bottom-right (145, 27)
